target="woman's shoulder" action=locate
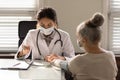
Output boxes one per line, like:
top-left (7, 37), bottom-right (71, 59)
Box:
top-left (68, 54), bottom-right (88, 67)
top-left (104, 50), bottom-right (115, 57)
top-left (94, 49), bottom-right (116, 59)
top-left (70, 54), bottom-right (87, 62)
top-left (57, 29), bottom-right (70, 37)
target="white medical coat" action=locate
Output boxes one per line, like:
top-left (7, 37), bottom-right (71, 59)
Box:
top-left (15, 29), bottom-right (75, 61)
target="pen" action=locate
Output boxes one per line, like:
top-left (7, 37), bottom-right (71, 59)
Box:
top-left (13, 63), bottom-right (21, 66)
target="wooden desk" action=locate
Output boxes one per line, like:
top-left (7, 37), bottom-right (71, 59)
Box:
top-left (0, 59), bottom-right (65, 80)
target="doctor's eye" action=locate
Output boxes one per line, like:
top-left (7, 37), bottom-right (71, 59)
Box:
top-left (39, 22), bottom-right (53, 28)
top-left (47, 23), bottom-right (53, 28)
top-left (40, 24), bottom-right (45, 28)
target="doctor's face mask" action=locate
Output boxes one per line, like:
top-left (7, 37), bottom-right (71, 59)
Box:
top-left (40, 26), bottom-right (54, 35)
top-left (38, 17), bottom-right (56, 35)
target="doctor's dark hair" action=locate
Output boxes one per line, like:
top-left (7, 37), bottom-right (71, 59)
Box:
top-left (37, 7), bottom-right (58, 26)
top-left (77, 12), bottom-right (104, 44)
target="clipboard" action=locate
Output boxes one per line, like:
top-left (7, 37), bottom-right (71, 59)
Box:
top-left (0, 59), bottom-right (33, 70)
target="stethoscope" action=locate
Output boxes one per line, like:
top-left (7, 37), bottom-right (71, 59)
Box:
top-left (36, 28), bottom-right (63, 56)
top-left (24, 28), bottom-right (63, 66)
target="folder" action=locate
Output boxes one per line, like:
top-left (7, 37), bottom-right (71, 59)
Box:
top-left (0, 59), bottom-right (32, 70)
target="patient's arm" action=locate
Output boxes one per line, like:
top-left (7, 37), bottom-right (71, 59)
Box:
top-left (53, 59), bottom-right (70, 72)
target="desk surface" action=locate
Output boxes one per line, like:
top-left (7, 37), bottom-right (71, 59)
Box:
top-left (0, 59), bottom-right (65, 80)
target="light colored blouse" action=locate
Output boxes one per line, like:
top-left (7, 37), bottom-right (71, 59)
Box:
top-left (68, 51), bottom-right (118, 80)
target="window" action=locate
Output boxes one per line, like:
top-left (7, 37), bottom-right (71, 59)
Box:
top-left (0, 0), bottom-right (35, 9)
top-left (0, 0), bottom-right (40, 52)
top-left (109, 0), bottom-right (120, 54)
top-left (0, 16), bottom-right (32, 52)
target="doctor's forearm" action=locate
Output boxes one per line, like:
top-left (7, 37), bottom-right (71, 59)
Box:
top-left (17, 45), bottom-right (30, 58)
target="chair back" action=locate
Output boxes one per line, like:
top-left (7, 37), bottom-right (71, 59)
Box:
top-left (18, 21), bottom-right (37, 47)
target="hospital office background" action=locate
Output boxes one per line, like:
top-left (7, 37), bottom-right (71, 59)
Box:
top-left (0, 0), bottom-right (120, 80)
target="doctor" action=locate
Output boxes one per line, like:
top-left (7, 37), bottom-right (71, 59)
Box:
top-left (15, 7), bottom-right (75, 61)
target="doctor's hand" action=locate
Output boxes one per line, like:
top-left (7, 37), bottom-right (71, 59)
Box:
top-left (45, 54), bottom-right (66, 62)
top-left (18, 45), bottom-right (30, 57)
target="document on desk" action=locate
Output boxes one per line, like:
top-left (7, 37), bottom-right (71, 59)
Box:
top-left (0, 59), bottom-right (32, 70)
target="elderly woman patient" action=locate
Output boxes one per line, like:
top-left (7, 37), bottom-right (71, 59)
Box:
top-left (52, 12), bottom-right (118, 80)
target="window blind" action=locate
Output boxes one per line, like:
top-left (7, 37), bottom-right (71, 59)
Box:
top-left (109, 0), bottom-right (120, 54)
top-left (0, 0), bottom-right (36, 10)
top-left (110, 0), bottom-right (120, 12)
top-left (0, 16), bottom-right (32, 52)
top-left (0, 0), bottom-right (38, 52)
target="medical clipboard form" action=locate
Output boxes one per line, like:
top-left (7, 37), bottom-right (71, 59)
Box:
top-left (0, 59), bottom-right (33, 70)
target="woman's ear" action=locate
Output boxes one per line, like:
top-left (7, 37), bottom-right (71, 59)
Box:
top-left (54, 23), bottom-right (58, 29)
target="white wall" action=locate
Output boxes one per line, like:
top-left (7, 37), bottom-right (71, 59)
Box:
top-left (43, 0), bottom-right (105, 52)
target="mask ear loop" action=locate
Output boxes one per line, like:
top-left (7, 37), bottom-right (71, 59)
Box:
top-left (77, 40), bottom-right (86, 53)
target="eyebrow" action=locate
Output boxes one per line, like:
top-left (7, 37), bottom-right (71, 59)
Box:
top-left (40, 22), bottom-right (52, 26)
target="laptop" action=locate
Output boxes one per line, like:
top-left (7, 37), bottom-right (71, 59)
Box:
top-left (0, 59), bottom-right (33, 70)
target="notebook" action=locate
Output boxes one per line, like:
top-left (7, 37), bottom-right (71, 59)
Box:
top-left (0, 59), bottom-right (32, 70)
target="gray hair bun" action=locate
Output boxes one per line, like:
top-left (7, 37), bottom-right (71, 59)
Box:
top-left (86, 12), bottom-right (104, 28)
top-left (90, 12), bottom-right (104, 27)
